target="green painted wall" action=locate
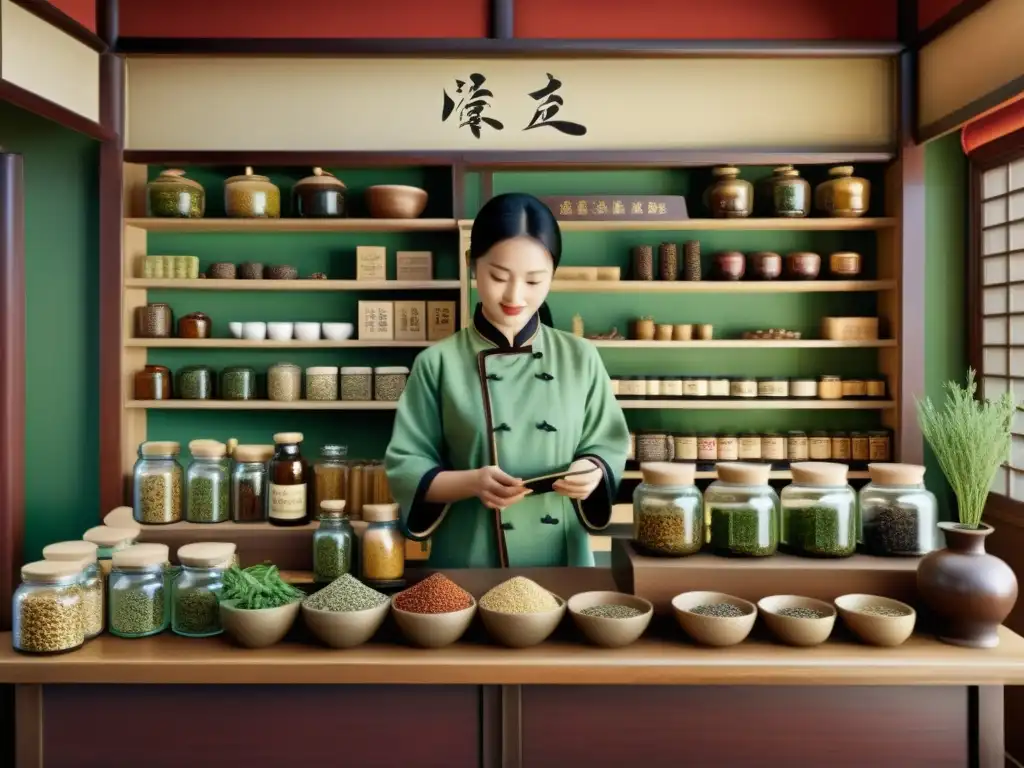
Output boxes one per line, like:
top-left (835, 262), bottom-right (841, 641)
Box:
top-left (0, 102), bottom-right (100, 560)
top-left (923, 133), bottom-right (968, 520)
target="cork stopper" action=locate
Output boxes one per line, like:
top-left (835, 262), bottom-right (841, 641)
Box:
top-left (716, 462), bottom-right (771, 485)
top-left (83, 525), bottom-right (141, 548)
top-left (868, 463), bottom-right (926, 487)
top-left (177, 542), bottom-right (236, 568)
top-left (43, 540), bottom-right (99, 564)
top-left (790, 461), bottom-right (850, 487)
top-left (140, 441), bottom-right (181, 457)
top-left (640, 462), bottom-right (696, 487)
top-left (362, 502), bottom-right (399, 522)
top-left (273, 432), bottom-right (304, 444)
top-left (189, 439), bottom-right (228, 458)
top-left (233, 444), bottom-right (274, 463)
top-left (21, 560), bottom-right (84, 583)
top-left (103, 506), bottom-right (141, 530)
top-left (320, 499), bottom-right (348, 517)
top-left (112, 543), bottom-right (169, 569)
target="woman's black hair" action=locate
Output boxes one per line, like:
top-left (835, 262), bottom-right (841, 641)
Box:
top-left (470, 193), bottom-right (561, 327)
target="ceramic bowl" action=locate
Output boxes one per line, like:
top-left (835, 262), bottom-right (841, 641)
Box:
top-left (322, 322), bottom-right (354, 341)
top-left (834, 594), bottom-right (917, 647)
top-left (242, 321), bottom-right (267, 341)
top-left (267, 322), bottom-right (294, 341)
top-left (294, 322), bottom-right (321, 342)
top-left (672, 591), bottom-right (758, 647)
top-left (391, 596), bottom-right (476, 649)
top-left (479, 594), bottom-right (566, 649)
top-left (758, 595), bottom-right (837, 647)
top-left (366, 185), bottom-right (428, 219)
top-left (219, 599), bottom-right (300, 649)
top-left (264, 265), bottom-right (299, 280)
top-left (567, 591), bottom-right (652, 648)
top-left (239, 262), bottom-right (264, 280)
top-left (302, 599), bottom-right (390, 649)
top-left (228, 322), bottom-right (244, 339)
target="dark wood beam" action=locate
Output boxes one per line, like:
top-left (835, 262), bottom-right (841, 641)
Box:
top-left (490, 0), bottom-right (514, 39)
top-left (0, 80), bottom-right (112, 142)
top-left (919, 72), bottom-right (1024, 143)
top-left (7, 0), bottom-right (106, 51)
top-left (916, 0), bottom-right (994, 48)
top-left (98, 0), bottom-right (118, 48)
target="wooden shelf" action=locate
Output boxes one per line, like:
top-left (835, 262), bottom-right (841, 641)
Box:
top-left (125, 279), bottom-right (460, 291)
top-left (125, 218), bottom-right (458, 233)
top-left (458, 218), bottom-right (896, 232)
top-left (125, 339), bottom-right (432, 349)
top-left (591, 339), bottom-right (897, 349)
top-left (618, 399), bottom-right (894, 410)
top-left (471, 280), bottom-right (896, 294)
top-left (126, 400), bottom-right (399, 410)
top-left (622, 470), bottom-right (871, 480)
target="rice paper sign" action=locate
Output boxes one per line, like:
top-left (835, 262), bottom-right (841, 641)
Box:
top-left (540, 196), bottom-right (689, 221)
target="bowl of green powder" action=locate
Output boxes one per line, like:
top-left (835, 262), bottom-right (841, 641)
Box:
top-left (567, 591), bottom-right (653, 648)
top-left (302, 574), bottom-right (391, 649)
top-left (478, 576), bottom-right (565, 648)
top-left (672, 590), bottom-right (757, 647)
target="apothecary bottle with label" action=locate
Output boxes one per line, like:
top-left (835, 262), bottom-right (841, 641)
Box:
top-left (185, 439), bottom-right (230, 524)
top-left (132, 441), bottom-right (183, 525)
top-left (704, 462), bottom-right (779, 556)
top-left (269, 432), bottom-right (310, 526)
top-left (632, 462), bottom-right (703, 556)
top-left (859, 463), bottom-right (939, 556)
top-left (781, 462), bottom-right (857, 558)
top-left (172, 542), bottom-right (235, 638)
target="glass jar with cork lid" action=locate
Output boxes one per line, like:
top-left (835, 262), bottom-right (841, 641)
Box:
top-left (13, 560), bottom-right (86, 654)
top-left (185, 439), bottom-right (231, 524)
top-left (269, 432), bottom-right (310, 527)
top-left (231, 444), bottom-right (274, 523)
top-left (632, 462), bottom-right (703, 557)
top-left (361, 502), bottom-right (405, 587)
top-left (42, 540), bottom-right (103, 639)
top-left (859, 463), bottom-right (939, 556)
top-left (83, 525), bottom-right (140, 578)
top-left (171, 542), bottom-right (236, 638)
top-left (704, 462), bottom-right (779, 557)
top-left (109, 543), bottom-right (171, 638)
top-left (133, 441), bottom-right (183, 525)
top-left (781, 462), bottom-right (857, 558)
top-left (313, 500), bottom-right (355, 584)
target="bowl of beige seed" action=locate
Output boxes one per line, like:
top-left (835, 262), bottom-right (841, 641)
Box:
top-left (478, 576), bottom-right (565, 648)
top-left (834, 594), bottom-right (916, 647)
top-left (568, 591), bottom-right (653, 648)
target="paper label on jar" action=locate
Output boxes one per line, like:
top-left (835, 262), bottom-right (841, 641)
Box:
top-left (270, 483), bottom-right (307, 520)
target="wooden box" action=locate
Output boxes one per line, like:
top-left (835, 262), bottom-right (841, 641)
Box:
top-left (396, 251), bottom-right (433, 281)
top-left (821, 316), bottom-right (879, 341)
top-left (356, 246), bottom-right (387, 281)
top-left (358, 301), bottom-right (394, 341)
top-left (427, 301), bottom-right (456, 341)
top-left (395, 300), bottom-right (426, 341)
top-left (554, 266), bottom-right (598, 281)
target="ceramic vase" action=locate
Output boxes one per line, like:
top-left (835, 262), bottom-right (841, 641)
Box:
top-left (916, 522), bottom-right (1018, 648)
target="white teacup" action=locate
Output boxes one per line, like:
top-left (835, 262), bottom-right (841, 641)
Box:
top-left (242, 322), bottom-right (267, 341)
top-left (322, 322), bottom-right (354, 341)
top-left (228, 322), bottom-right (244, 339)
top-left (267, 322), bottom-right (294, 341)
top-left (294, 322), bottom-right (321, 341)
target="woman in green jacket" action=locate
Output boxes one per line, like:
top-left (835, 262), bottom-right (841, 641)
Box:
top-left (385, 193), bottom-right (629, 568)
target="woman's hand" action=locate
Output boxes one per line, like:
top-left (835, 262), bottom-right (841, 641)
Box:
top-left (473, 466), bottom-right (532, 510)
top-left (552, 459), bottom-right (602, 500)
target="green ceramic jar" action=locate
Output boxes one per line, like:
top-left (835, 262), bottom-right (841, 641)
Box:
top-left (147, 169), bottom-right (205, 218)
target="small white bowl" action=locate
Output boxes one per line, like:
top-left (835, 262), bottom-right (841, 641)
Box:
top-left (294, 322), bottom-right (321, 341)
top-left (242, 321), bottom-right (267, 341)
top-left (228, 322), bottom-right (243, 339)
top-left (267, 322), bottom-right (294, 341)
top-left (322, 322), bottom-right (354, 341)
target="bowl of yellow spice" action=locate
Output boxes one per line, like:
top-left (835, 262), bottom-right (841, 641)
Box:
top-left (478, 576), bottom-right (565, 648)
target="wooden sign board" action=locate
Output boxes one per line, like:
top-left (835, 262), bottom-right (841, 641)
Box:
top-left (540, 195), bottom-right (688, 221)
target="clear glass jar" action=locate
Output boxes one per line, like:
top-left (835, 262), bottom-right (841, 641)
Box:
top-left (268, 362), bottom-right (302, 402)
top-left (781, 462), bottom-right (857, 558)
top-left (42, 541), bottom-right (104, 639)
top-left (231, 444), bottom-right (273, 523)
top-left (305, 366), bottom-right (339, 401)
top-left (185, 439), bottom-right (230, 523)
top-left (108, 543), bottom-right (170, 638)
top-left (314, 444), bottom-right (349, 515)
top-left (13, 561), bottom-right (85, 654)
top-left (83, 525), bottom-right (140, 578)
top-left (269, 432), bottom-right (310, 526)
top-left (859, 463), bottom-right (939, 556)
top-left (704, 462), bottom-right (779, 556)
top-left (133, 441), bottom-right (183, 525)
top-left (632, 462), bottom-right (703, 556)
top-left (313, 500), bottom-right (355, 583)
top-left (361, 503), bottom-right (405, 585)
top-left (374, 366), bottom-right (410, 401)
top-left (340, 366), bottom-right (373, 401)
top-left (172, 543), bottom-right (235, 637)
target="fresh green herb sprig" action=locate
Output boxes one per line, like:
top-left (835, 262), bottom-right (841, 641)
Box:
top-left (220, 563), bottom-right (305, 610)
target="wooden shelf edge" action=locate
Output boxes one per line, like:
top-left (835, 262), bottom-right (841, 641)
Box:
top-left (622, 469), bottom-right (872, 480)
top-left (617, 399), bottom-right (895, 410)
top-left (591, 339), bottom-right (897, 349)
top-left (125, 339), bottom-right (434, 348)
top-left (125, 218), bottom-right (459, 232)
top-left (125, 279), bottom-right (461, 291)
top-left (457, 218), bottom-right (896, 231)
top-left (126, 400), bottom-right (400, 410)
top-left (470, 280), bottom-right (897, 294)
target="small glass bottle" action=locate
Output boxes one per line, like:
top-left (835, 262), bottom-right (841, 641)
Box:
top-left (231, 444), bottom-right (273, 523)
top-left (704, 462), bottom-right (779, 556)
top-left (781, 462), bottom-right (857, 558)
top-left (632, 462), bottom-right (703, 556)
top-left (313, 500), bottom-right (355, 584)
top-left (361, 502), bottom-right (405, 586)
top-left (108, 543), bottom-right (170, 638)
top-left (185, 439), bottom-right (230, 524)
top-left (859, 463), bottom-right (939, 556)
top-left (314, 444), bottom-right (350, 516)
top-left (13, 560), bottom-right (86, 654)
top-left (82, 525), bottom-right (140, 578)
top-left (172, 542), bottom-right (235, 638)
top-left (42, 540), bottom-right (104, 639)
top-left (132, 441), bottom-right (183, 525)
top-left (269, 432), bottom-right (310, 526)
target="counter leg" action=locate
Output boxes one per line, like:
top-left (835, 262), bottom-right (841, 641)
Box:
top-left (481, 684), bottom-right (524, 768)
top-left (14, 684), bottom-right (42, 768)
top-left (973, 685), bottom-right (1005, 768)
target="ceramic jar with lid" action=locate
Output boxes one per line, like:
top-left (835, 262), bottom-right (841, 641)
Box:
top-left (178, 365), bottom-right (214, 400)
top-left (859, 463), bottom-right (939, 556)
top-left (704, 462), bottom-right (779, 556)
top-left (293, 167), bottom-right (348, 218)
top-left (714, 251), bottom-right (745, 280)
top-left (829, 251), bottom-right (862, 277)
top-left (136, 303), bottom-right (173, 338)
top-left (225, 167), bottom-right (281, 218)
top-left (633, 462), bottom-right (703, 556)
top-left (178, 312), bottom-right (212, 339)
top-left (705, 166), bottom-right (753, 218)
top-left (748, 251), bottom-right (782, 280)
top-left (135, 365), bottom-right (172, 400)
top-left (786, 252), bottom-right (821, 280)
top-left (147, 169), bottom-right (205, 218)
top-left (781, 462), bottom-right (857, 558)
top-left (221, 366), bottom-right (257, 400)
top-left (767, 165), bottom-right (811, 217)
top-left (815, 165), bottom-right (871, 218)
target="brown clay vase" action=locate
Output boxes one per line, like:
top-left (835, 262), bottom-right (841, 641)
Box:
top-left (916, 522), bottom-right (1018, 648)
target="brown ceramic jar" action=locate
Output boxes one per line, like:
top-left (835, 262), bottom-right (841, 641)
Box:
top-left (134, 365), bottom-right (172, 400)
top-left (829, 251), bottom-right (862, 277)
top-left (178, 312), bottom-right (212, 339)
top-left (704, 166), bottom-right (753, 218)
top-left (714, 251), bottom-right (746, 280)
top-left (135, 303), bottom-right (173, 338)
top-left (786, 252), bottom-right (821, 280)
top-left (748, 251), bottom-right (782, 280)
top-left (815, 165), bottom-right (871, 218)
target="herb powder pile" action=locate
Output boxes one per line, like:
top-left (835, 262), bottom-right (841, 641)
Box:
top-left (579, 604), bottom-right (643, 620)
top-left (187, 476), bottom-right (228, 523)
top-left (709, 506), bottom-right (776, 556)
top-left (689, 603), bottom-right (747, 618)
top-left (776, 606), bottom-right (825, 619)
top-left (314, 535), bottom-right (352, 582)
top-left (173, 588), bottom-right (221, 635)
top-left (111, 588), bottom-right (165, 635)
top-left (785, 505), bottom-right (855, 557)
top-left (304, 574), bottom-right (389, 612)
top-left (394, 573), bottom-right (473, 614)
top-left (480, 576), bottom-right (558, 614)
top-left (860, 605), bottom-right (910, 618)
top-left (863, 505), bottom-right (920, 555)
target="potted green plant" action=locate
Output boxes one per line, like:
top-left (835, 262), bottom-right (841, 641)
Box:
top-left (915, 369), bottom-right (1019, 648)
top-left (218, 563), bottom-right (306, 648)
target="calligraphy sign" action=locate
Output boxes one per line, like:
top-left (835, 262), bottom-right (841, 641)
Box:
top-left (540, 196), bottom-right (689, 221)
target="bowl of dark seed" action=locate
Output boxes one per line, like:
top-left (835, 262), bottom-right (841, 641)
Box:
top-left (302, 573), bottom-right (391, 649)
top-left (391, 573), bottom-right (477, 649)
top-left (478, 576), bottom-right (566, 649)
top-left (567, 591), bottom-right (653, 648)
top-left (834, 594), bottom-right (916, 647)
top-left (758, 595), bottom-right (836, 647)
top-left (671, 591), bottom-right (757, 647)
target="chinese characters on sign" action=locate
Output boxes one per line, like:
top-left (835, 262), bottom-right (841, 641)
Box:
top-left (441, 73), bottom-right (588, 140)
top-left (539, 196), bottom-right (690, 221)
